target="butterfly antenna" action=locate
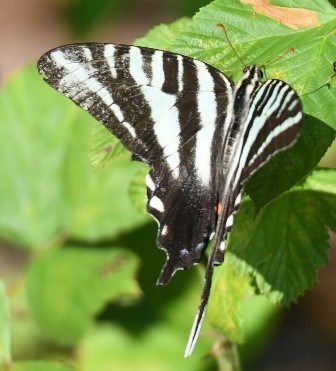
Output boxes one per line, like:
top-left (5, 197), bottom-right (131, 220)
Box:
top-left (216, 23), bottom-right (246, 68)
top-left (259, 47), bottom-right (295, 79)
top-left (301, 61), bottom-right (336, 96)
top-left (261, 47), bottom-right (295, 69)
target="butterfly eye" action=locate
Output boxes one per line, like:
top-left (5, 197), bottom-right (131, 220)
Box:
top-left (243, 67), bottom-right (249, 74)
top-left (258, 70), bottom-right (263, 79)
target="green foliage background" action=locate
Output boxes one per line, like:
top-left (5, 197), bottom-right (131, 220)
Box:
top-left (0, 0), bottom-right (336, 370)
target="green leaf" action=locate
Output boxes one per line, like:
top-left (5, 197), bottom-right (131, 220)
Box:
top-left (172, 0), bottom-right (336, 119)
top-left (26, 245), bottom-right (141, 345)
top-left (128, 165), bottom-right (149, 215)
top-left (208, 253), bottom-right (252, 343)
top-left (174, 0), bottom-right (211, 17)
top-left (0, 66), bottom-right (148, 249)
top-left (12, 361), bottom-right (75, 371)
top-left (0, 66), bottom-right (77, 249)
top-left (78, 323), bottom-right (214, 371)
top-left (10, 280), bottom-right (47, 360)
top-left (229, 168), bottom-right (336, 304)
top-left (135, 17), bottom-right (191, 49)
top-left (89, 121), bottom-right (127, 169)
top-left (68, 157), bottom-right (148, 241)
top-left (0, 280), bottom-right (11, 369)
top-left (208, 258), bottom-right (282, 363)
top-left (238, 295), bottom-right (281, 364)
top-left (171, 0), bottom-right (336, 207)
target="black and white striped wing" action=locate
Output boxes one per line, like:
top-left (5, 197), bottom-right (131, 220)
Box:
top-left (184, 76), bottom-right (303, 357)
top-left (233, 79), bottom-right (303, 190)
top-left (221, 78), bottom-right (303, 242)
top-left (37, 43), bottom-right (234, 284)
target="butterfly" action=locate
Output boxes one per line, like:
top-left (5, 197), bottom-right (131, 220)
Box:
top-left (37, 42), bottom-right (303, 356)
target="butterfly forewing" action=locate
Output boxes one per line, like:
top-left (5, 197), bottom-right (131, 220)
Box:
top-left (37, 43), bottom-right (234, 283)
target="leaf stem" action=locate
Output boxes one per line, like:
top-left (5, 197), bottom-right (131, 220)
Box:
top-left (212, 337), bottom-right (241, 371)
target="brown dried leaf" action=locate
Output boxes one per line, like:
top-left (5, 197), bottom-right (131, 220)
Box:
top-left (241, 0), bottom-right (318, 29)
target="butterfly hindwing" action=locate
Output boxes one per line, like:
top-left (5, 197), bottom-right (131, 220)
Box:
top-left (205, 76), bottom-right (303, 275)
top-left (184, 70), bottom-right (303, 357)
top-left (234, 79), bottom-right (303, 189)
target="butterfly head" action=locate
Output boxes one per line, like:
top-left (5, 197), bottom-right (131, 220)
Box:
top-left (242, 65), bottom-right (263, 81)
top-left (233, 66), bottom-right (263, 110)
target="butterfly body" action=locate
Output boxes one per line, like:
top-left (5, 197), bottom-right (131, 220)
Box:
top-left (37, 44), bottom-right (303, 356)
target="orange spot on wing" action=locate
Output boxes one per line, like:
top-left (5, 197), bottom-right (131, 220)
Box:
top-left (215, 202), bottom-right (223, 216)
top-left (241, 0), bottom-right (318, 29)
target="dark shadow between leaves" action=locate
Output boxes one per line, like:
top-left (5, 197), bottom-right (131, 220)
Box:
top-left (67, 221), bottom-right (202, 337)
top-left (246, 114), bottom-right (335, 212)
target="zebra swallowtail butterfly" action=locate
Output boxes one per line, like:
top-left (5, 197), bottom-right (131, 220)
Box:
top-left (37, 43), bottom-right (303, 356)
